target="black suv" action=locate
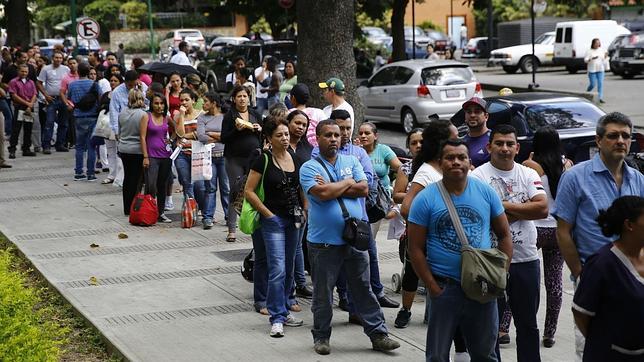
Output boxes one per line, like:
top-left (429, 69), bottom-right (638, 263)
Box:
top-left (196, 40), bottom-right (297, 92)
top-left (613, 32), bottom-right (644, 79)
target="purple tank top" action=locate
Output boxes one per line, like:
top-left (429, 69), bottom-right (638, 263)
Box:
top-left (146, 113), bottom-right (171, 158)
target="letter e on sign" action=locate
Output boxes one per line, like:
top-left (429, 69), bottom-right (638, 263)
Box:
top-left (77, 17), bottom-right (100, 40)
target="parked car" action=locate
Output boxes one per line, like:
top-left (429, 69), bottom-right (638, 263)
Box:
top-left (36, 38), bottom-right (100, 59)
top-left (450, 92), bottom-right (643, 163)
top-left (424, 30), bottom-right (454, 53)
top-left (405, 26), bottom-right (432, 58)
top-left (196, 40), bottom-right (297, 92)
top-left (158, 29), bottom-right (206, 60)
top-left (553, 20), bottom-right (630, 74)
top-left (613, 32), bottom-right (644, 79)
top-left (208, 36), bottom-right (249, 52)
top-left (608, 33), bottom-right (631, 75)
top-left (362, 26), bottom-right (393, 50)
top-left (358, 59), bottom-right (482, 133)
top-left (36, 38), bottom-right (66, 59)
top-left (489, 31), bottom-right (555, 73)
top-left (461, 37), bottom-right (498, 59)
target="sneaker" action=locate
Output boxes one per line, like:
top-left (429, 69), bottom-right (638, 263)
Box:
top-left (270, 323), bottom-right (284, 338)
top-left (34, 147), bottom-right (41, 152)
top-left (295, 285), bottom-right (313, 298)
top-left (164, 199), bottom-right (174, 211)
top-left (394, 308), bottom-right (411, 328)
top-left (87, 175), bottom-right (97, 182)
top-left (498, 333), bottom-right (510, 345)
top-left (203, 219), bottom-right (213, 229)
top-left (284, 314), bottom-right (303, 327)
top-left (542, 337), bottom-right (555, 348)
top-left (55, 146), bottom-right (69, 152)
top-left (74, 174), bottom-right (85, 181)
top-left (43, 148), bottom-right (51, 154)
top-left (158, 214), bottom-right (172, 223)
top-left (22, 150), bottom-right (36, 157)
top-left (454, 351), bottom-right (470, 362)
top-left (9, 152), bottom-right (15, 159)
top-left (371, 334), bottom-right (400, 352)
top-left (378, 295), bottom-right (400, 308)
top-left (314, 340), bottom-right (330, 355)
top-left (338, 298), bottom-right (349, 312)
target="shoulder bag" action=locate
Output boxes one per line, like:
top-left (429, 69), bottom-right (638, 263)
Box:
top-left (436, 180), bottom-right (508, 304)
top-left (315, 157), bottom-right (370, 251)
top-left (239, 153), bottom-right (269, 235)
top-left (366, 177), bottom-right (391, 223)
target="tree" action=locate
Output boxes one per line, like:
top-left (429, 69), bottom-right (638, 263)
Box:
top-left (120, 1), bottom-right (148, 29)
top-left (5, 0), bottom-right (30, 48)
top-left (219, 0), bottom-right (296, 38)
top-left (34, 5), bottom-right (70, 37)
top-left (83, 0), bottom-right (122, 41)
top-left (296, 0), bottom-right (363, 123)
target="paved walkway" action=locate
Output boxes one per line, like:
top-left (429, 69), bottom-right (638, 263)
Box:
top-left (0, 151), bottom-right (577, 361)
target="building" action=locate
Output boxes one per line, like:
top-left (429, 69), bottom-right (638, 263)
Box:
top-left (404, 0), bottom-right (476, 47)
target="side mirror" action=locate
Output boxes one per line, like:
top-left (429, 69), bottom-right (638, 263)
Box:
top-left (360, 79), bottom-right (369, 88)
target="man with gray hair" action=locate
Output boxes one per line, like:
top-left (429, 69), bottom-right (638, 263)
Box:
top-left (552, 111), bottom-right (644, 361)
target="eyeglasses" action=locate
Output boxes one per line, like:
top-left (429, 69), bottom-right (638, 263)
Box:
top-left (604, 132), bottom-right (631, 140)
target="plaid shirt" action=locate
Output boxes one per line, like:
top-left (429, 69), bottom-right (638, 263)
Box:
top-left (8, 77), bottom-right (37, 108)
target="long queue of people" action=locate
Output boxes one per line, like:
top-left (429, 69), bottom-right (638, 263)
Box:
top-left (2, 44), bottom-right (642, 361)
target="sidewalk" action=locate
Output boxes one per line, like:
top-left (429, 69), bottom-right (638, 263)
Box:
top-left (0, 151), bottom-right (577, 361)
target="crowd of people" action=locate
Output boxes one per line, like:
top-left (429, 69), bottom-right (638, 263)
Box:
top-left (1, 43), bottom-right (642, 362)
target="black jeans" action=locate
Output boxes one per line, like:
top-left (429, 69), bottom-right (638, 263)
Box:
top-left (8, 106), bottom-right (33, 153)
top-left (145, 157), bottom-right (171, 217)
top-left (119, 152), bottom-right (144, 215)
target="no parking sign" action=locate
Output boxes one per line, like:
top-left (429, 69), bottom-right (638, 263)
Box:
top-left (77, 17), bottom-right (100, 40)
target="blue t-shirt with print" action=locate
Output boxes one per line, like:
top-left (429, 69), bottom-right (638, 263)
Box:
top-left (300, 154), bottom-right (367, 245)
top-left (369, 143), bottom-right (397, 190)
top-left (408, 176), bottom-right (505, 281)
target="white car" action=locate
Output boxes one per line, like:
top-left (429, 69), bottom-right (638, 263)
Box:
top-left (489, 32), bottom-right (555, 73)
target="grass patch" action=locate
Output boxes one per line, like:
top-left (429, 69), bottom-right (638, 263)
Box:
top-left (0, 234), bottom-right (120, 361)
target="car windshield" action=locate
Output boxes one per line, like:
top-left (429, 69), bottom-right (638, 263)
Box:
top-left (179, 31), bottom-right (201, 38)
top-left (426, 31), bottom-right (447, 40)
top-left (535, 33), bottom-right (554, 45)
top-left (421, 66), bottom-right (474, 86)
top-left (404, 27), bottom-right (425, 37)
top-left (525, 102), bottom-right (603, 130)
top-left (365, 28), bottom-right (387, 37)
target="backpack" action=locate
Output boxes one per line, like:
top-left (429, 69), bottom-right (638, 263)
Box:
top-left (76, 82), bottom-right (98, 111)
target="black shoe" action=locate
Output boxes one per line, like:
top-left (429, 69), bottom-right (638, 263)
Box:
top-left (498, 334), bottom-right (510, 345)
top-left (348, 314), bottom-right (363, 326)
top-left (394, 308), bottom-right (411, 328)
top-left (22, 151), bottom-right (36, 157)
top-left (542, 337), bottom-right (555, 348)
top-left (314, 339), bottom-right (330, 355)
top-left (0, 163), bottom-right (11, 168)
top-left (371, 334), bottom-right (401, 352)
top-left (295, 285), bottom-right (313, 298)
top-left (378, 295), bottom-right (400, 308)
top-left (338, 298), bottom-right (349, 312)
top-left (599, 99), bottom-right (606, 104)
top-left (43, 148), bottom-right (51, 154)
top-left (55, 146), bottom-right (69, 152)
top-left (9, 152), bottom-right (15, 159)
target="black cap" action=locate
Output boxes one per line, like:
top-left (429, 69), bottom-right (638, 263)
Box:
top-left (462, 97), bottom-right (487, 111)
top-left (290, 83), bottom-right (310, 104)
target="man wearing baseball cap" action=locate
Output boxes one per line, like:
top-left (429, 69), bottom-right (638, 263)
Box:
top-left (462, 97), bottom-right (490, 168)
top-left (319, 77), bottom-right (355, 130)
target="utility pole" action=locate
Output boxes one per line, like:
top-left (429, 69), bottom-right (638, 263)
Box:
top-left (147, 0), bottom-right (156, 59)
top-left (71, 0), bottom-right (78, 56)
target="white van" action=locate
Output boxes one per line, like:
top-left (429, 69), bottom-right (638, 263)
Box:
top-left (553, 20), bottom-right (630, 73)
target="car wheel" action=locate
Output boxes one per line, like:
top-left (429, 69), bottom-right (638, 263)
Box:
top-left (621, 72), bottom-right (635, 79)
top-left (401, 108), bottom-right (418, 133)
top-left (566, 66), bottom-right (578, 74)
top-left (503, 65), bottom-right (519, 74)
top-left (520, 56), bottom-right (539, 73)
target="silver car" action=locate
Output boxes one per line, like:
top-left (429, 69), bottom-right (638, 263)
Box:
top-left (358, 60), bottom-right (483, 133)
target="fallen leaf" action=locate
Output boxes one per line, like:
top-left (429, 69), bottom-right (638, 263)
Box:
top-left (109, 204), bottom-right (114, 206)
top-left (63, 183), bottom-right (69, 186)
top-left (89, 276), bottom-right (99, 285)
top-left (90, 243), bottom-right (99, 248)
top-left (117, 232), bottom-right (128, 239)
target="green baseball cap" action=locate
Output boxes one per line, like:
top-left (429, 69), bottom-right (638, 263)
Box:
top-left (318, 77), bottom-right (345, 92)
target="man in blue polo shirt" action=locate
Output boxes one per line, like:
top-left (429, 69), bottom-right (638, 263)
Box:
top-left (552, 111), bottom-right (644, 361)
top-left (300, 119), bottom-right (399, 355)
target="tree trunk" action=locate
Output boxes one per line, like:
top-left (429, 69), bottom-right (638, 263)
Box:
top-left (391, 0), bottom-right (409, 62)
top-left (296, 0), bottom-right (364, 129)
top-left (6, 0), bottom-right (31, 48)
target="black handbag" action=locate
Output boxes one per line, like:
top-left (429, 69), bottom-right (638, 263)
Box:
top-left (315, 158), bottom-right (371, 251)
top-left (366, 177), bottom-right (390, 223)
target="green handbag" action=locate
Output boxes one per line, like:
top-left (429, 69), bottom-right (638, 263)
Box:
top-left (239, 153), bottom-right (268, 235)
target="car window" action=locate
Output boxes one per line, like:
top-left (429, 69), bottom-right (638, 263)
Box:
top-left (370, 67), bottom-right (398, 86)
top-left (263, 44), bottom-right (297, 63)
top-left (165, 32), bottom-right (173, 39)
top-left (421, 66), bottom-right (474, 86)
top-left (525, 102), bottom-right (603, 131)
top-left (564, 28), bottom-right (572, 43)
top-left (555, 28), bottom-right (563, 43)
top-left (393, 67), bottom-right (415, 85)
top-left (179, 31), bottom-right (202, 38)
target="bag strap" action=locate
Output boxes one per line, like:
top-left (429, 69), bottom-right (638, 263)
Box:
top-left (315, 157), bottom-right (350, 219)
top-left (436, 180), bottom-right (470, 247)
top-left (259, 152), bottom-right (268, 188)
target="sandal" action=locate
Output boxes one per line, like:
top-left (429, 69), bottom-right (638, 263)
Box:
top-left (226, 233), bottom-right (236, 243)
top-left (101, 178), bottom-right (114, 184)
top-left (258, 307), bottom-right (269, 315)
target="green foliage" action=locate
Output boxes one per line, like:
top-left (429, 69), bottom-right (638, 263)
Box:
top-left (0, 249), bottom-right (68, 361)
top-left (120, 1), bottom-right (147, 29)
top-left (419, 20), bottom-right (443, 33)
top-left (152, 14), bottom-right (210, 29)
top-left (356, 8), bottom-right (393, 30)
top-left (250, 17), bottom-right (271, 34)
top-left (83, 0), bottom-right (123, 41)
top-left (123, 39), bottom-right (152, 53)
top-left (34, 5), bottom-right (70, 33)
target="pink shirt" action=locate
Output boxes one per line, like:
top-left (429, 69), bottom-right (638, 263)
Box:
top-left (8, 77), bottom-right (37, 105)
top-left (60, 72), bottom-right (79, 94)
top-left (288, 107), bottom-right (326, 147)
top-left (139, 73), bottom-right (152, 86)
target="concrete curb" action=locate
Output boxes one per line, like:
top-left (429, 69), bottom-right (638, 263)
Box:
top-left (481, 82), bottom-right (596, 102)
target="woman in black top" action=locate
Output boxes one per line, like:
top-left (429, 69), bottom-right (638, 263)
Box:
top-left (221, 84), bottom-right (263, 242)
top-left (244, 116), bottom-right (307, 338)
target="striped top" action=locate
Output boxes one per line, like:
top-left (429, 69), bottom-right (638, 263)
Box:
top-left (176, 110), bottom-right (202, 155)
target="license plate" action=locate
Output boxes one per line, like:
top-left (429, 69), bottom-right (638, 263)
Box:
top-left (589, 146), bottom-right (598, 159)
top-left (445, 89), bottom-right (462, 98)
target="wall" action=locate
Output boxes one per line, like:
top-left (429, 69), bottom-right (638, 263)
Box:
top-left (404, 0), bottom-right (475, 39)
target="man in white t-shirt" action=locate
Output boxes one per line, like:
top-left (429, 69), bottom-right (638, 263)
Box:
top-left (471, 124), bottom-right (547, 362)
top-left (254, 55), bottom-right (272, 116)
top-left (169, 41), bottom-right (191, 66)
top-left (319, 77), bottom-right (355, 130)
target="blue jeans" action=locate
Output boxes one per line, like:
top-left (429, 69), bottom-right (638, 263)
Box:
top-left (252, 229), bottom-right (267, 310)
top-left (294, 237), bottom-right (306, 288)
top-left (255, 97), bottom-right (268, 117)
top-left (426, 279), bottom-right (499, 361)
top-left (498, 260), bottom-right (541, 362)
top-left (0, 98), bottom-right (13, 136)
top-left (174, 152), bottom-right (208, 214)
top-left (202, 157), bottom-right (230, 226)
top-left (44, 97), bottom-right (68, 149)
top-left (260, 214), bottom-right (300, 324)
top-left (338, 232), bottom-right (385, 306)
top-left (587, 71), bottom-right (604, 101)
top-left (308, 242), bottom-right (388, 342)
top-left (74, 117), bottom-right (97, 176)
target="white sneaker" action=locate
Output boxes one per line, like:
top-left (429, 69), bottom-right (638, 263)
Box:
top-left (284, 314), bottom-right (304, 327)
top-left (454, 351), bottom-right (470, 362)
top-left (270, 323), bottom-right (284, 338)
top-left (165, 198), bottom-right (174, 211)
